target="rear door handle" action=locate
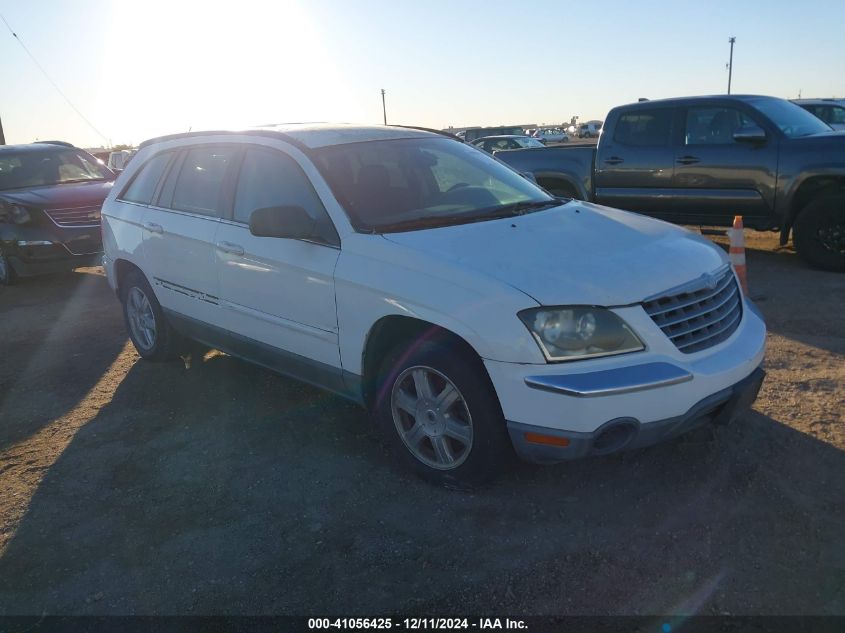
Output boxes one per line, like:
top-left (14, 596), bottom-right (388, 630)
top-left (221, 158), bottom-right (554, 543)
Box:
top-left (216, 241), bottom-right (244, 256)
top-left (603, 156), bottom-right (624, 165)
top-left (677, 155), bottom-right (700, 165)
top-left (143, 222), bottom-right (163, 234)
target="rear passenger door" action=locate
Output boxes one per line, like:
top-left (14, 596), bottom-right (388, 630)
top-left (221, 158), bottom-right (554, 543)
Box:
top-left (214, 145), bottom-right (342, 370)
top-left (594, 107), bottom-right (675, 214)
top-left (141, 145), bottom-right (236, 327)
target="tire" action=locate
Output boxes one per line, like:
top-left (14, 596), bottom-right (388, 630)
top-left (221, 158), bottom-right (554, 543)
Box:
top-left (120, 269), bottom-right (184, 360)
top-left (0, 248), bottom-right (15, 286)
top-left (372, 339), bottom-right (513, 488)
top-left (793, 195), bottom-right (845, 272)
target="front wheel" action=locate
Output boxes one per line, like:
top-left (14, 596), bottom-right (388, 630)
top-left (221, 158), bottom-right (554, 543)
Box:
top-left (793, 195), bottom-right (845, 272)
top-left (121, 269), bottom-right (184, 360)
top-left (373, 340), bottom-right (513, 487)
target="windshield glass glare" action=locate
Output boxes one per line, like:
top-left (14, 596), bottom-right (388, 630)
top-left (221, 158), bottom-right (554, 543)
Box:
top-left (750, 97), bottom-right (833, 138)
top-left (0, 148), bottom-right (111, 191)
top-left (311, 137), bottom-right (555, 233)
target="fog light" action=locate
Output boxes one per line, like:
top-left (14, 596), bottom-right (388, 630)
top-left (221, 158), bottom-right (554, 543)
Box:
top-left (524, 432), bottom-right (570, 447)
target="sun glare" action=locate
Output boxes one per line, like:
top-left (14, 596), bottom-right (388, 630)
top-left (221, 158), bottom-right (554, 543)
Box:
top-left (96, 0), bottom-right (347, 144)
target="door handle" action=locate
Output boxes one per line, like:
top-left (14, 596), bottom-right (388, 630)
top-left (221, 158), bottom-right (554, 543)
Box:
top-left (677, 155), bottom-right (700, 165)
top-left (603, 156), bottom-right (624, 165)
top-left (216, 241), bottom-right (244, 256)
top-left (143, 222), bottom-right (163, 234)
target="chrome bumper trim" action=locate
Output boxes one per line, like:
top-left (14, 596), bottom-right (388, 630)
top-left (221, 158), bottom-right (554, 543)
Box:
top-left (524, 362), bottom-right (693, 398)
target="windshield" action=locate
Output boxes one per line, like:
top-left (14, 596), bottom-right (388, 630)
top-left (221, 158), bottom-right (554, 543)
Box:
top-left (749, 97), bottom-right (833, 138)
top-left (0, 148), bottom-right (112, 191)
top-left (311, 137), bottom-right (556, 233)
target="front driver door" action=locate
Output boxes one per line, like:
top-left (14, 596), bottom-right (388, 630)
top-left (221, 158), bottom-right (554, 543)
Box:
top-left (214, 144), bottom-right (342, 373)
top-left (669, 104), bottom-right (779, 223)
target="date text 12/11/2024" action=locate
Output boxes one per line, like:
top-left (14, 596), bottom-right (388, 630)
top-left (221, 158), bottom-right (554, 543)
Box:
top-left (307, 618), bottom-right (528, 630)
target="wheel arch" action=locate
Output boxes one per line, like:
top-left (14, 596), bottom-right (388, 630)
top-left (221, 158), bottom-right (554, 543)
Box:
top-left (359, 315), bottom-right (493, 410)
top-left (784, 174), bottom-right (845, 243)
top-left (113, 258), bottom-right (147, 298)
top-left (534, 171), bottom-right (585, 199)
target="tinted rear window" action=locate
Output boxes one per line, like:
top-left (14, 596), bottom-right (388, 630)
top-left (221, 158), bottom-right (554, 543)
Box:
top-left (614, 109), bottom-right (673, 146)
top-left (169, 147), bottom-right (234, 216)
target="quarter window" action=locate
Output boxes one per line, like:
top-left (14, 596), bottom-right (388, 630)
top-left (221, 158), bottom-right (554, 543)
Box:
top-left (119, 152), bottom-right (173, 205)
top-left (613, 109), bottom-right (673, 146)
top-left (170, 147), bottom-right (234, 216)
top-left (684, 107), bottom-right (756, 145)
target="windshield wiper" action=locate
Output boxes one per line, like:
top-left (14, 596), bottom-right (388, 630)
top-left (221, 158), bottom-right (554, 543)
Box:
top-left (370, 200), bottom-right (562, 234)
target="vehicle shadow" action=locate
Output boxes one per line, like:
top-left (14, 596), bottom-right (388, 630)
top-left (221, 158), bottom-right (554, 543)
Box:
top-left (0, 269), bottom-right (128, 449)
top-left (0, 350), bottom-right (842, 615)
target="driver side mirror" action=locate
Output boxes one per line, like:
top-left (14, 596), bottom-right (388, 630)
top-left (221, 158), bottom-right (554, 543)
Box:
top-left (249, 205), bottom-right (316, 240)
top-left (733, 125), bottom-right (767, 143)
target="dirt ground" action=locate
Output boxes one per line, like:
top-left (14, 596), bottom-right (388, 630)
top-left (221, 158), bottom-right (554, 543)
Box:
top-left (0, 231), bottom-right (842, 616)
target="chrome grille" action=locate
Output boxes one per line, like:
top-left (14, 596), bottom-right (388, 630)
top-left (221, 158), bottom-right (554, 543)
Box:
top-left (43, 206), bottom-right (101, 227)
top-left (643, 267), bottom-right (743, 354)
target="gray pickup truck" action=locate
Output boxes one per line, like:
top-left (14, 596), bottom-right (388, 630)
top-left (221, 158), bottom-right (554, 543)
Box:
top-left (497, 95), bottom-right (845, 271)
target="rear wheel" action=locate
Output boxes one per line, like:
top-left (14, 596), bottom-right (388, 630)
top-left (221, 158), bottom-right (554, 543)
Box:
top-left (373, 340), bottom-right (512, 488)
top-left (793, 195), bottom-right (845, 272)
top-left (121, 269), bottom-right (184, 360)
top-left (0, 248), bottom-right (14, 286)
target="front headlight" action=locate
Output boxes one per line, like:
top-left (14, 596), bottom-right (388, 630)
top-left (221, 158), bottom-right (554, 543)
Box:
top-left (519, 306), bottom-right (644, 362)
top-left (0, 202), bottom-right (32, 225)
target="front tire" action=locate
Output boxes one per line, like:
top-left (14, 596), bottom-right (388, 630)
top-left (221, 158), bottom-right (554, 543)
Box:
top-left (793, 195), bottom-right (845, 272)
top-left (373, 340), bottom-right (513, 487)
top-left (121, 269), bottom-right (184, 360)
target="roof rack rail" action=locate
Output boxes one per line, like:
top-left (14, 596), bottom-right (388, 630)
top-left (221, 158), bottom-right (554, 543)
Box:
top-left (35, 140), bottom-right (76, 148)
top-left (392, 125), bottom-right (464, 141)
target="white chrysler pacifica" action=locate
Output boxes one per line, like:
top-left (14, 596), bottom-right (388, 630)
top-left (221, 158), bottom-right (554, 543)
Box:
top-left (102, 125), bottom-right (766, 486)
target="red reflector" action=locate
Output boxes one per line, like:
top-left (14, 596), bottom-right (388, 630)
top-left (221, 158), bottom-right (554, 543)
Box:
top-left (524, 432), bottom-right (570, 447)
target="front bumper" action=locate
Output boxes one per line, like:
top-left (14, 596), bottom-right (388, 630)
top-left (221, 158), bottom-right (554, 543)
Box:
top-left (3, 222), bottom-right (102, 277)
top-left (508, 367), bottom-right (764, 463)
top-left (485, 296), bottom-right (767, 462)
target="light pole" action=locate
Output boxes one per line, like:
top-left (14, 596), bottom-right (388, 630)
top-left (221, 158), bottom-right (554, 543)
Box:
top-left (381, 89), bottom-right (387, 125)
top-left (727, 37), bottom-right (736, 94)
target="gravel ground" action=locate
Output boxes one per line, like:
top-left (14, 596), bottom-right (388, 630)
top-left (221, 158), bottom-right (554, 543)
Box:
top-left (0, 230), bottom-right (842, 615)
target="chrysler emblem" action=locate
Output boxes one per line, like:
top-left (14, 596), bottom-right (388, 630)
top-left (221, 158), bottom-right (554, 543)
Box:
top-left (704, 273), bottom-right (719, 290)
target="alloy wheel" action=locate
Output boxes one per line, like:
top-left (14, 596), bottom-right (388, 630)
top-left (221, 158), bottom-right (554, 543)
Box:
top-left (390, 365), bottom-right (474, 470)
top-left (126, 286), bottom-right (157, 351)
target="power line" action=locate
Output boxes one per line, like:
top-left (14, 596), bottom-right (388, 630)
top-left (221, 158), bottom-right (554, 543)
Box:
top-left (0, 13), bottom-right (109, 143)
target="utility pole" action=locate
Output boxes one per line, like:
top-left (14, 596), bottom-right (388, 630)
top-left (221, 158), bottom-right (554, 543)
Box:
top-left (0, 115), bottom-right (5, 145)
top-left (381, 89), bottom-right (387, 125)
top-left (727, 36), bottom-right (736, 94)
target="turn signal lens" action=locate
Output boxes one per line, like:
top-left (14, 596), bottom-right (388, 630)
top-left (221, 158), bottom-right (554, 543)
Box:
top-left (524, 432), bottom-right (570, 447)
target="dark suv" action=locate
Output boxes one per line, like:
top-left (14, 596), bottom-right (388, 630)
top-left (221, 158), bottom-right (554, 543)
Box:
top-left (0, 142), bottom-right (114, 284)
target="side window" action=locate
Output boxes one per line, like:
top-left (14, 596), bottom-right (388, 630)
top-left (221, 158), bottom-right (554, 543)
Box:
top-left (119, 152), bottom-right (173, 205)
top-left (684, 107), bottom-right (756, 145)
top-left (613, 109), bottom-right (673, 146)
top-left (827, 106), bottom-right (845, 125)
top-left (170, 147), bottom-right (234, 216)
top-left (233, 147), bottom-right (338, 244)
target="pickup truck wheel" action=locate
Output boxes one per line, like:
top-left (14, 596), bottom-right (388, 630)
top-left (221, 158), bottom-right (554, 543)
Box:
top-left (793, 195), bottom-right (845, 272)
top-left (374, 340), bottom-right (512, 488)
top-left (0, 248), bottom-right (15, 286)
top-left (121, 270), bottom-right (184, 361)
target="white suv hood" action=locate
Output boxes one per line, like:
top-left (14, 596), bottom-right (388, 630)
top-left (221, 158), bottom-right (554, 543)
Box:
top-left (383, 202), bottom-right (728, 306)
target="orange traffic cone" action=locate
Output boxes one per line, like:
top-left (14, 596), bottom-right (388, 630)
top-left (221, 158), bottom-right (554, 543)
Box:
top-left (728, 215), bottom-right (748, 295)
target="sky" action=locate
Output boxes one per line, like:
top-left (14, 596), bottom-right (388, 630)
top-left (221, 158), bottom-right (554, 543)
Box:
top-left (1, 0), bottom-right (844, 148)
